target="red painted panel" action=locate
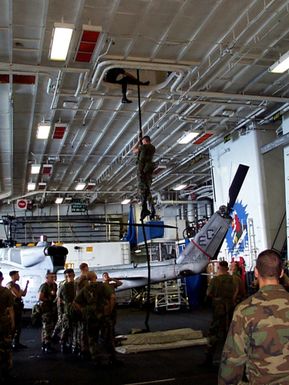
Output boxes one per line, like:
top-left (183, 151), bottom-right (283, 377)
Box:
top-left (82, 30), bottom-right (100, 43)
top-left (194, 132), bottom-right (213, 145)
top-left (75, 52), bottom-right (93, 62)
top-left (53, 126), bottom-right (66, 139)
top-left (0, 75), bottom-right (9, 83)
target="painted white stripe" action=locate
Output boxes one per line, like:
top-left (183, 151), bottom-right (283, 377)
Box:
top-left (123, 378), bottom-right (176, 385)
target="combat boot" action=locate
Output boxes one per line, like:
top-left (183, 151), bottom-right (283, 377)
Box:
top-left (140, 201), bottom-right (151, 221)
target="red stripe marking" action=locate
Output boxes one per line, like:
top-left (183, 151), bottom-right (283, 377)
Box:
top-left (191, 239), bottom-right (211, 259)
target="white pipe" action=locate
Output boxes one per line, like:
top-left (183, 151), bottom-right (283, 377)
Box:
top-left (91, 60), bottom-right (192, 90)
top-left (74, 72), bottom-right (84, 97)
top-left (0, 62), bottom-right (90, 74)
top-left (50, 70), bottom-right (62, 110)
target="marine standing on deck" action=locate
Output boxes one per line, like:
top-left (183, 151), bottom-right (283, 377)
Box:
top-left (74, 271), bottom-right (115, 365)
top-left (132, 135), bottom-right (156, 221)
top-left (58, 268), bottom-right (77, 353)
top-left (102, 272), bottom-right (122, 335)
top-left (206, 260), bottom-right (238, 364)
top-left (38, 272), bottom-right (57, 353)
top-left (6, 270), bottom-right (29, 350)
top-left (74, 262), bottom-right (90, 357)
top-left (0, 271), bottom-right (15, 381)
top-left (219, 249), bottom-right (289, 385)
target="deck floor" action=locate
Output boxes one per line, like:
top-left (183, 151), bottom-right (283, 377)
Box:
top-left (9, 305), bottom-right (219, 385)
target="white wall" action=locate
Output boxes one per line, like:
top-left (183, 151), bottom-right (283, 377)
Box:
top-left (210, 129), bottom-right (285, 269)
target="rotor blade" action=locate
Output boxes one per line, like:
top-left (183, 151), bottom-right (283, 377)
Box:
top-left (12, 218), bottom-right (177, 229)
top-left (227, 164), bottom-right (249, 212)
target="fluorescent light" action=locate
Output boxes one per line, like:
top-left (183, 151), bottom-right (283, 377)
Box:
top-left (37, 123), bottom-right (51, 139)
top-left (173, 184), bottom-right (187, 191)
top-left (75, 182), bottom-right (86, 191)
top-left (135, 249), bottom-right (141, 254)
top-left (269, 50), bottom-right (289, 73)
top-left (121, 199), bottom-right (131, 205)
top-left (27, 182), bottom-right (36, 191)
top-left (50, 23), bottom-right (74, 61)
top-left (177, 132), bottom-right (199, 144)
top-left (55, 197), bottom-right (64, 204)
top-left (31, 164), bottom-right (41, 174)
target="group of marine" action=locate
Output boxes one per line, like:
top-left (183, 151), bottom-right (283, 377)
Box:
top-left (0, 263), bottom-right (123, 381)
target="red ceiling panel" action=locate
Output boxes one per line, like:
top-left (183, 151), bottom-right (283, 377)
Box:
top-left (75, 26), bottom-right (101, 63)
top-left (193, 132), bottom-right (213, 145)
top-left (0, 74), bottom-right (36, 84)
top-left (42, 165), bottom-right (53, 176)
top-left (53, 124), bottom-right (67, 139)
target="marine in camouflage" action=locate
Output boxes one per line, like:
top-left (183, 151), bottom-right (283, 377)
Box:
top-left (75, 281), bottom-right (113, 362)
top-left (39, 280), bottom-right (58, 346)
top-left (219, 284), bottom-right (289, 385)
top-left (0, 286), bottom-right (14, 376)
top-left (136, 142), bottom-right (155, 211)
top-left (207, 271), bottom-right (238, 362)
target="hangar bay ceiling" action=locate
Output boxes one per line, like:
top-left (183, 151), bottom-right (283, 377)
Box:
top-left (1, 0), bottom-right (289, 209)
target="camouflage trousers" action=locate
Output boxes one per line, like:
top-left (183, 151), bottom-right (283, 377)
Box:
top-left (0, 321), bottom-right (13, 376)
top-left (74, 320), bottom-right (89, 353)
top-left (87, 317), bottom-right (103, 361)
top-left (52, 308), bottom-right (64, 340)
top-left (60, 313), bottom-right (77, 348)
top-left (41, 311), bottom-right (57, 344)
top-left (13, 302), bottom-right (23, 345)
top-left (137, 169), bottom-right (154, 207)
top-left (87, 316), bottom-right (116, 363)
top-left (101, 316), bottom-right (116, 359)
top-left (207, 301), bottom-right (234, 361)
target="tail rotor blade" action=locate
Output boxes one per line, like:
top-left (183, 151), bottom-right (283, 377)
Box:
top-left (227, 164), bottom-right (249, 212)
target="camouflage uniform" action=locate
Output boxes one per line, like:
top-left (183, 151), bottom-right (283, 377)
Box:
top-left (38, 281), bottom-right (57, 348)
top-left (0, 286), bottom-right (14, 377)
top-left (74, 282), bottom-right (112, 363)
top-left (6, 281), bottom-right (24, 347)
top-left (51, 280), bottom-right (65, 342)
top-left (219, 284), bottom-right (289, 385)
top-left (74, 275), bottom-right (89, 355)
top-left (58, 281), bottom-right (76, 351)
top-left (137, 142), bottom-right (155, 212)
top-left (207, 274), bottom-right (237, 361)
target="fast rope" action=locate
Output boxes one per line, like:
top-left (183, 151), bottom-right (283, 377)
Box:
top-left (137, 69), bottom-right (151, 332)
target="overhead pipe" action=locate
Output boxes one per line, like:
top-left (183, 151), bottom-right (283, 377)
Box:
top-left (90, 59), bottom-right (192, 91)
top-left (0, 62), bottom-right (90, 75)
top-left (50, 70), bottom-right (63, 110)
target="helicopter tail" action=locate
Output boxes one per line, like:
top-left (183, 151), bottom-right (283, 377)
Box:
top-left (176, 164), bottom-right (249, 274)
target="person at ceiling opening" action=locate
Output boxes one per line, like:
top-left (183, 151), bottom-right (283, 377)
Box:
top-left (132, 135), bottom-right (156, 221)
top-left (104, 68), bottom-right (150, 104)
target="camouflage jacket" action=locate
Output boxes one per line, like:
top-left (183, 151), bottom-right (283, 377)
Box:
top-left (207, 274), bottom-right (237, 305)
top-left (137, 143), bottom-right (155, 173)
top-left (218, 284), bottom-right (289, 385)
top-left (74, 282), bottom-right (112, 320)
top-left (0, 286), bottom-right (14, 333)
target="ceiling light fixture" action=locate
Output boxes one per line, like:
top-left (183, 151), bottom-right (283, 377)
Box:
top-left (27, 182), bottom-right (36, 191)
top-left (37, 123), bottom-right (51, 139)
top-left (269, 50), bottom-right (289, 73)
top-left (121, 198), bottom-right (131, 205)
top-left (55, 197), bottom-right (64, 204)
top-left (75, 182), bottom-right (86, 191)
top-left (173, 184), bottom-right (187, 191)
top-left (49, 23), bottom-right (74, 61)
top-left (177, 132), bottom-right (199, 144)
top-left (31, 164), bottom-right (41, 174)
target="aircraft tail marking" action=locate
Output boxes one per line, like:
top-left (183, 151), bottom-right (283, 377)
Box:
top-left (191, 239), bottom-right (211, 259)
